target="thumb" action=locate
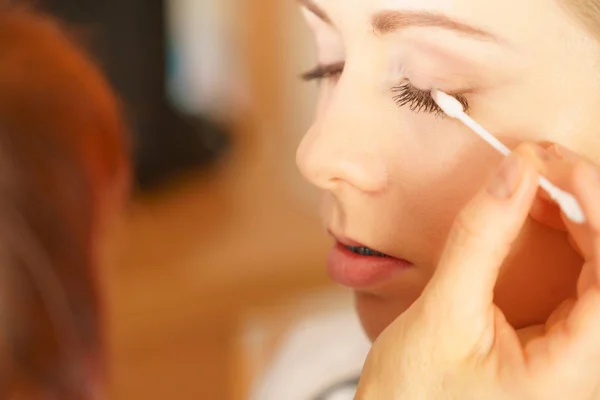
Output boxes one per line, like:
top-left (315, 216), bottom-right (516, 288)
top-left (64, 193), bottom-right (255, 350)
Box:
top-left (422, 149), bottom-right (539, 336)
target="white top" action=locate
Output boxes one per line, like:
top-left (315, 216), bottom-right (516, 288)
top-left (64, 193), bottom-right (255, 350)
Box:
top-left (249, 308), bottom-right (371, 400)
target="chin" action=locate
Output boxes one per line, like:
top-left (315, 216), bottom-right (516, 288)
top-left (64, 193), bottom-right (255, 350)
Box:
top-left (354, 291), bottom-right (417, 341)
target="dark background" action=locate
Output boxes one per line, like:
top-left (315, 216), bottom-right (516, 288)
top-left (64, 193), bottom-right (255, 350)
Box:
top-left (39, 0), bottom-right (231, 191)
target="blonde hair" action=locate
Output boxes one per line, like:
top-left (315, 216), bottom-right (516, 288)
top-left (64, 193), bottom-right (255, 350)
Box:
top-left (562, 1), bottom-right (600, 38)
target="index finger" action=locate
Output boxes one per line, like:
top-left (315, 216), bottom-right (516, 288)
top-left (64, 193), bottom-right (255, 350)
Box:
top-left (422, 149), bottom-right (539, 339)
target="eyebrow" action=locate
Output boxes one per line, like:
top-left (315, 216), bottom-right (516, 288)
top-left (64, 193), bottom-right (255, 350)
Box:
top-left (298, 0), bottom-right (499, 43)
top-left (298, 0), bottom-right (331, 24)
top-left (372, 10), bottom-right (497, 41)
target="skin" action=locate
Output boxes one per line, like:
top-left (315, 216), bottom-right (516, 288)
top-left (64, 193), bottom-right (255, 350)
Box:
top-left (357, 146), bottom-right (600, 399)
top-left (296, 0), bottom-right (600, 340)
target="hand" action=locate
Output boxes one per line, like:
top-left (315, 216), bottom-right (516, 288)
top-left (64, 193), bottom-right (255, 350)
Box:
top-left (355, 143), bottom-right (600, 400)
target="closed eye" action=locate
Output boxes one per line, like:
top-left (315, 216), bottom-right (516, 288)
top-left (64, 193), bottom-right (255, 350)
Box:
top-left (300, 63), bottom-right (469, 117)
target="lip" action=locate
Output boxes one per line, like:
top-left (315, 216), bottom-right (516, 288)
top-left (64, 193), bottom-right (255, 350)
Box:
top-left (335, 236), bottom-right (368, 248)
top-left (327, 232), bottom-right (413, 289)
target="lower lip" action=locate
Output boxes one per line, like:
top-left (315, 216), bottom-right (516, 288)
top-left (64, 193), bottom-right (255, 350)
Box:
top-left (327, 243), bottom-right (412, 289)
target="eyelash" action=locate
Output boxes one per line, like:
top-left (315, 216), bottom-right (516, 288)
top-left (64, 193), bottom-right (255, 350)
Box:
top-left (301, 64), bottom-right (470, 116)
top-left (301, 63), bottom-right (344, 81)
top-left (391, 81), bottom-right (469, 115)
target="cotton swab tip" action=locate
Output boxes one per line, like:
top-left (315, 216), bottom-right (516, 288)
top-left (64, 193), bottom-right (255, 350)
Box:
top-left (540, 178), bottom-right (586, 224)
top-left (431, 89), bottom-right (465, 118)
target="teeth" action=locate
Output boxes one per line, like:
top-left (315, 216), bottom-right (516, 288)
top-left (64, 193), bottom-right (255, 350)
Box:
top-left (346, 246), bottom-right (388, 257)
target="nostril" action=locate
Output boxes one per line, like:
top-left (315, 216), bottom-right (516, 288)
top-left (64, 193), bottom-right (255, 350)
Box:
top-left (333, 158), bottom-right (389, 193)
top-left (300, 154), bottom-right (389, 193)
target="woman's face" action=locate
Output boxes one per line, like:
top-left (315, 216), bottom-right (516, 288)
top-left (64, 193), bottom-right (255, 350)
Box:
top-left (296, 0), bottom-right (600, 340)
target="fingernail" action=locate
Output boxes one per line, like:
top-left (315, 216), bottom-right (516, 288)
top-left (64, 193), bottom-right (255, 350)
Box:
top-left (549, 144), bottom-right (579, 162)
top-left (487, 154), bottom-right (525, 198)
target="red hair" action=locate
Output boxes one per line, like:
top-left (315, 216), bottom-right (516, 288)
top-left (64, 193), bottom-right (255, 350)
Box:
top-left (0, 5), bottom-right (129, 398)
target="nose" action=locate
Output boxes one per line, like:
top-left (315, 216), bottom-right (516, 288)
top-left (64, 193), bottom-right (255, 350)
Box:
top-left (296, 84), bottom-right (389, 194)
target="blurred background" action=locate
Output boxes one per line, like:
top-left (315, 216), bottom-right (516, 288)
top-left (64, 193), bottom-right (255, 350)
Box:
top-left (35, 0), bottom-right (370, 399)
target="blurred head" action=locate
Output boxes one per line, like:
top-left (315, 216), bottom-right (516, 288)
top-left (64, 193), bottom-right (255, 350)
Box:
top-left (296, 0), bottom-right (600, 340)
top-left (0, 5), bottom-right (129, 398)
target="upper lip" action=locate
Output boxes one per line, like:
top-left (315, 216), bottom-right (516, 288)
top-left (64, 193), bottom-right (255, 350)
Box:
top-left (328, 230), bottom-right (413, 263)
top-left (328, 230), bottom-right (376, 249)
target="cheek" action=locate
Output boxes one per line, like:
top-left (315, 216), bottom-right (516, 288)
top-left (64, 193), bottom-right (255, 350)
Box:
top-left (382, 122), bottom-right (505, 260)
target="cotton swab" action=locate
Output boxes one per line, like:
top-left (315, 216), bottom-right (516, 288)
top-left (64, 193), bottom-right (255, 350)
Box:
top-left (431, 89), bottom-right (585, 224)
